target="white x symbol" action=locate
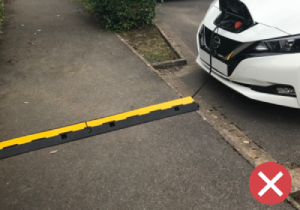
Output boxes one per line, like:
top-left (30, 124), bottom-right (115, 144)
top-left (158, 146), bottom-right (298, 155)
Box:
top-left (258, 171), bottom-right (283, 197)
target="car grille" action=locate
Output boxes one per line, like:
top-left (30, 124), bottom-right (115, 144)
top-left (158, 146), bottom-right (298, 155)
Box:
top-left (204, 27), bottom-right (241, 57)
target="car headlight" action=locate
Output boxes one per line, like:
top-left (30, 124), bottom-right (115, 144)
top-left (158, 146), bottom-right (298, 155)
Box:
top-left (254, 35), bottom-right (300, 52)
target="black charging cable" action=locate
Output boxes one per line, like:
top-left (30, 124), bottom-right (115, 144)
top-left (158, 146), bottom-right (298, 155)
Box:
top-left (192, 25), bottom-right (221, 98)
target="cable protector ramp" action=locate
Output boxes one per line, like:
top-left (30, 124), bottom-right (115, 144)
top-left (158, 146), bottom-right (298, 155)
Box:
top-left (0, 97), bottom-right (199, 159)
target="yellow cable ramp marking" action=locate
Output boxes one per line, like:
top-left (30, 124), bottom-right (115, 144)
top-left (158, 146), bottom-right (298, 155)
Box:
top-left (87, 96), bottom-right (194, 127)
top-left (0, 97), bottom-right (194, 150)
top-left (0, 123), bottom-right (86, 150)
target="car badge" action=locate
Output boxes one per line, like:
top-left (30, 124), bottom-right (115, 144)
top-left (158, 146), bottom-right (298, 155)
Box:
top-left (213, 36), bottom-right (221, 49)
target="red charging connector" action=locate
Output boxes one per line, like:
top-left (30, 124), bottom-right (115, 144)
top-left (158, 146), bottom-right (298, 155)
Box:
top-left (235, 21), bottom-right (243, 29)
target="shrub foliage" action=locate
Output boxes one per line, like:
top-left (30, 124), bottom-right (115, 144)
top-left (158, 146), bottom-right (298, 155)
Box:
top-left (82, 0), bottom-right (161, 32)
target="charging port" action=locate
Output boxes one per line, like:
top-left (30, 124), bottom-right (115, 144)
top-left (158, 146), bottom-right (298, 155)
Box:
top-left (216, 0), bottom-right (255, 33)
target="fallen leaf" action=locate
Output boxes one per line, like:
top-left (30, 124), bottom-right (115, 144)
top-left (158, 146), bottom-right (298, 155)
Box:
top-left (50, 150), bottom-right (58, 154)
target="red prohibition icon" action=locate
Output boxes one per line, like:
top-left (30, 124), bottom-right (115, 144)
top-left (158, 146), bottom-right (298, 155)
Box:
top-left (249, 162), bottom-right (292, 205)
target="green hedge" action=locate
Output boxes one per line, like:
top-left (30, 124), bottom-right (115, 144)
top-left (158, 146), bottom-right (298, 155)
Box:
top-left (82, 0), bottom-right (162, 32)
top-left (0, 0), bottom-right (4, 23)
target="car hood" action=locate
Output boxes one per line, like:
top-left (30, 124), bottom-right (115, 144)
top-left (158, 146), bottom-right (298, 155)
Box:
top-left (215, 0), bottom-right (300, 35)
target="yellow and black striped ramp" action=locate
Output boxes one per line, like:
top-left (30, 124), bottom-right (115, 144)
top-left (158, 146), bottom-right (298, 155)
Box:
top-left (0, 97), bottom-right (198, 159)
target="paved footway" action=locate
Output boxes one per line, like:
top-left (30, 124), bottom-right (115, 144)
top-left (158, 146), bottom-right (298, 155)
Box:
top-left (0, 0), bottom-right (295, 209)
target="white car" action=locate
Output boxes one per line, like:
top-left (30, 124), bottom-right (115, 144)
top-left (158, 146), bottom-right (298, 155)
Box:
top-left (196, 0), bottom-right (300, 108)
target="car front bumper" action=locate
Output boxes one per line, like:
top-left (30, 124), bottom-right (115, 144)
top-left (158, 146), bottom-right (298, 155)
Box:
top-left (196, 48), bottom-right (300, 108)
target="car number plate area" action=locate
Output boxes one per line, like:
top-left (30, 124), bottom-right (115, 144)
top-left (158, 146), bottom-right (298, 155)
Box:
top-left (200, 49), bottom-right (228, 76)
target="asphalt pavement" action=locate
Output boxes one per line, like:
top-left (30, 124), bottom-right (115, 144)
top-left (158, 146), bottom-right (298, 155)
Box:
top-left (0, 0), bottom-right (296, 209)
top-left (157, 0), bottom-right (300, 166)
